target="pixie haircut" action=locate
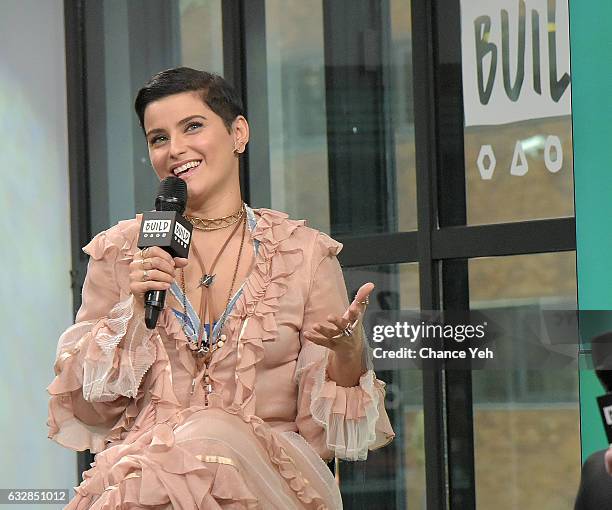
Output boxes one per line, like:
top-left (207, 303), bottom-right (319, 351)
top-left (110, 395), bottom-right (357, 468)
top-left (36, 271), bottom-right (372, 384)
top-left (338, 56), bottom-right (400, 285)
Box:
top-left (134, 67), bottom-right (244, 133)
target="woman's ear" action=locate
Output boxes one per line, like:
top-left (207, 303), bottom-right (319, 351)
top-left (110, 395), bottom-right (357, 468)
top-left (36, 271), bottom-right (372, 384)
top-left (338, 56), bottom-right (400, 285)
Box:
top-left (232, 115), bottom-right (250, 154)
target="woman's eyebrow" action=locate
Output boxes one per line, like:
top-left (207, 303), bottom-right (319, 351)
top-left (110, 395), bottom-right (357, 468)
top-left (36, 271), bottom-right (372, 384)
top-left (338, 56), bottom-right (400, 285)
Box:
top-left (178, 114), bottom-right (206, 125)
top-left (145, 115), bottom-right (206, 138)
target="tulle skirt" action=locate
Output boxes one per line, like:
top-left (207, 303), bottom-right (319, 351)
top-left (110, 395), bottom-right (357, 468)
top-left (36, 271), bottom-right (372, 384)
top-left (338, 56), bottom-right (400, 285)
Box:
top-left (66, 407), bottom-right (342, 509)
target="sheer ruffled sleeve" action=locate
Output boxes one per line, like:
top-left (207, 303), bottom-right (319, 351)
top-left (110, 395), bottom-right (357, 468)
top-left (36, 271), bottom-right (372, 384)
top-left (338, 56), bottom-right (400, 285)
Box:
top-left (47, 220), bottom-right (157, 453)
top-left (294, 233), bottom-right (395, 461)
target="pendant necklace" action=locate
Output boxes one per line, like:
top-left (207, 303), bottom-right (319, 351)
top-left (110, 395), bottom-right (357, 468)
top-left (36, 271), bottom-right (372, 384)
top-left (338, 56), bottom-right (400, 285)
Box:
top-left (180, 207), bottom-right (247, 362)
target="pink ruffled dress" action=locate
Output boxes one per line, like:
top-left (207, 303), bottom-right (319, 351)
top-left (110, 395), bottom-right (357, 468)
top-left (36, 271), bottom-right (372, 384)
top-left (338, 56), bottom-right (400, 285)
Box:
top-left (47, 207), bottom-right (395, 509)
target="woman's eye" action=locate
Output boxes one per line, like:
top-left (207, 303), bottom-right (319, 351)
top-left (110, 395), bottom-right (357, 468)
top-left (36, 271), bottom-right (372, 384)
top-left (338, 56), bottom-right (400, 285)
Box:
top-left (186, 121), bottom-right (203, 132)
top-left (149, 135), bottom-right (167, 145)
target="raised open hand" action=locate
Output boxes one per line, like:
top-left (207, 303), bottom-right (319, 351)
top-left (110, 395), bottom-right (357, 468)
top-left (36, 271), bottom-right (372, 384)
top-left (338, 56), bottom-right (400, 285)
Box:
top-left (302, 282), bottom-right (375, 359)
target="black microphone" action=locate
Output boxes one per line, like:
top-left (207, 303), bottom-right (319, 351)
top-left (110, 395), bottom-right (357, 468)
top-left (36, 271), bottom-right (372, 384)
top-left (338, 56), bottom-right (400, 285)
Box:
top-left (137, 176), bottom-right (193, 329)
top-left (592, 332), bottom-right (612, 443)
top-left (598, 392), bottom-right (612, 444)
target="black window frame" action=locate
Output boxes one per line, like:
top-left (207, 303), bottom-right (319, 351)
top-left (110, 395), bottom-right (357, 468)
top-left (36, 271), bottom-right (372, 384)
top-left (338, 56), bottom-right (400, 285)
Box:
top-left (64, 0), bottom-right (577, 507)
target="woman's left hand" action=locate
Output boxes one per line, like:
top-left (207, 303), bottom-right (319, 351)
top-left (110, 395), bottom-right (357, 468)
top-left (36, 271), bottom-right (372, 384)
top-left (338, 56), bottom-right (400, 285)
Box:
top-left (303, 282), bottom-right (375, 359)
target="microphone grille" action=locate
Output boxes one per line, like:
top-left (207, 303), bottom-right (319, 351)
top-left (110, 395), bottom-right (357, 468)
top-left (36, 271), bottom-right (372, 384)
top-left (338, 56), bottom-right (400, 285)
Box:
top-left (156, 176), bottom-right (187, 213)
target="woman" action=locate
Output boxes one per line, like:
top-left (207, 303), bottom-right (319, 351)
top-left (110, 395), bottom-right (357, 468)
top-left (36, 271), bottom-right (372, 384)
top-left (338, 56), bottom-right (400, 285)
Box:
top-left (48, 67), bottom-right (394, 509)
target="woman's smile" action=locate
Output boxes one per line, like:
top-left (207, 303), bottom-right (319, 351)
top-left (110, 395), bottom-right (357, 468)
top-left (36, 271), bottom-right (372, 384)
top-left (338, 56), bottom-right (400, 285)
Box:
top-left (143, 90), bottom-right (248, 216)
top-left (171, 159), bottom-right (202, 180)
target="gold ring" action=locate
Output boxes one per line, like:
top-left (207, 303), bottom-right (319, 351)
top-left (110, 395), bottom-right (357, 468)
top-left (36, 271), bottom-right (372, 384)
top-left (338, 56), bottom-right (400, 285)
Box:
top-left (356, 296), bottom-right (369, 305)
top-left (142, 269), bottom-right (149, 282)
top-left (341, 324), bottom-right (354, 337)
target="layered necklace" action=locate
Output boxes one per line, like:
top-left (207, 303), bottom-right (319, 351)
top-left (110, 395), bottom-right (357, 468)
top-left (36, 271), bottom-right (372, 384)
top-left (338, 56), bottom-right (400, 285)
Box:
top-left (180, 203), bottom-right (247, 361)
top-left (185, 206), bottom-right (245, 231)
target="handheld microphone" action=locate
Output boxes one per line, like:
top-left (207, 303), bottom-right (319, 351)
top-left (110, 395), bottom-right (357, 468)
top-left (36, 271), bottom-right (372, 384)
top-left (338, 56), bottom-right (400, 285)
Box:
top-left (598, 393), bottom-right (612, 444)
top-left (592, 332), bottom-right (612, 443)
top-left (137, 176), bottom-right (193, 329)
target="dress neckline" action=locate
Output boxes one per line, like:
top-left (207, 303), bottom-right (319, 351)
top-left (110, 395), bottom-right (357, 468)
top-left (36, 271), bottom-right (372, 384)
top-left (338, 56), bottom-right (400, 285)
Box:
top-left (169, 205), bottom-right (259, 347)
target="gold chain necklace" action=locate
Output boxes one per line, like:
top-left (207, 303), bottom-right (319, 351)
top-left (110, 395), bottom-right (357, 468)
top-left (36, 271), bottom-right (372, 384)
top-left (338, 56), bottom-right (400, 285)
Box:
top-left (185, 204), bottom-right (245, 231)
top-left (180, 214), bottom-right (247, 360)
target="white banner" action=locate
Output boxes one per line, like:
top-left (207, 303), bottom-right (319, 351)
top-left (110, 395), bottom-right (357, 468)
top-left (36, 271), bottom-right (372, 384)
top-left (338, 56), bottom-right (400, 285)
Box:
top-left (460, 0), bottom-right (571, 127)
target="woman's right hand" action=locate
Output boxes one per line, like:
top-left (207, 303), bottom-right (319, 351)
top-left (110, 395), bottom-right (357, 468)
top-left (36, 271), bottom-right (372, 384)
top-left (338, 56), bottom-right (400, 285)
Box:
top-left (129, 247), bottom-right (188, 306)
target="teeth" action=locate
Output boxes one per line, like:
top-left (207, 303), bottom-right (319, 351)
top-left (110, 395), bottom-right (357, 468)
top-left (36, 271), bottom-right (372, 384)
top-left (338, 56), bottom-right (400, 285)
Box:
top-left (174, 160), bottom-right (201, 175)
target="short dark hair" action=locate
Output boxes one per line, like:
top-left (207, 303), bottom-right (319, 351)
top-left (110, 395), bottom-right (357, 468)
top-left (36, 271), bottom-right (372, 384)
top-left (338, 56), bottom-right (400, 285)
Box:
top-left (134, 67), bottom-right (244, 133)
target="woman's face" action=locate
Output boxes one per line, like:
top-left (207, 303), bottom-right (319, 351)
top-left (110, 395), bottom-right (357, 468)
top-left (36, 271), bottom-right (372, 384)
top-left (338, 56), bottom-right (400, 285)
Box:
top-left (143, 91), bottom-right (247, 208)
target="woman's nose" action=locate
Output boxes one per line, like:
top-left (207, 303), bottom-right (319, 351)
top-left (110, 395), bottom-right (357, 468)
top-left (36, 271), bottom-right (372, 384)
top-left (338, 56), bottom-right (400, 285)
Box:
top-left (169, 136), bottom-right (187, 158)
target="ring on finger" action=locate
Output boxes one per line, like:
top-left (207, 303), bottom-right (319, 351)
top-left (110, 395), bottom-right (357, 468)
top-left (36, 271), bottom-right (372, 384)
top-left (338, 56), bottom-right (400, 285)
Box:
top-left (341, 323), bottom-right (354, 337)
top-left (349, 316), bottom-right (361, 330)
top-left (142, 269), bottom-right (149, 282)
top-left (356, 296), bottom-right (369, 306)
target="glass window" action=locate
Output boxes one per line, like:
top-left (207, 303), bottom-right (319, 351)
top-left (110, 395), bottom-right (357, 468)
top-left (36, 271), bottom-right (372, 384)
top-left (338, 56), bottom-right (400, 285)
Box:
top-left (469, 252), bottom-right (579, 509)
top-left (462, 1), bottom-right (574, 225)
top-left (259, 3), bottom-right (421, 503)
top-left (391, 0), bottom-right (418, 233)
top-left (85, 0), bottom-right (226, 228)
top-left (179, 0), bottom-right (224, 75)
top-left (465, 118), bottom-right (574, 225)
top-left (264, 0), bottom-right (417, 235)
top-left (265, 0), bottom-right (330, 231)
top-left (343, 264), bottom-right (423, 508)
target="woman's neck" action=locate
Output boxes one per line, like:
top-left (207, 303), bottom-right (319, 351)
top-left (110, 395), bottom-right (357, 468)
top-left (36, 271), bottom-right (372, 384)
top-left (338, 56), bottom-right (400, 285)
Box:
top-left (185, 191), bottom-right (243, 219)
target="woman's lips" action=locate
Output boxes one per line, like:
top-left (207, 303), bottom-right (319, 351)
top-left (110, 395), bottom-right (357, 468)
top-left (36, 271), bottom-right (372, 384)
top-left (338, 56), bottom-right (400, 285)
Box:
top-left (175, 162), bottom-right (201, 180)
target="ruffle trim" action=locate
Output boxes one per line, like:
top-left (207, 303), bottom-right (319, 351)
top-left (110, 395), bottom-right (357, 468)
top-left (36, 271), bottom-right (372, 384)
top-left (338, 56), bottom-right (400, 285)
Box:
top-left (48, 295), bottom-right (180, 453)
top-left (94, 299), bottom-right (182, 445)
top-left (299, 354), bottom-right (395, 461)
top-left (222, 209), bottom-right (332, 508)
top-left (48, 327), bottom-right (181, 453)
top-left (48, 318), bottom-right (125, 452)
top-left (54, 209), bottom-right (344, 506)
top-left (155, 305), bottom-right (197, 382)
top-left (83, 216), bottom-right (141, 262)
top-left (106, 345), bottom-right (182, 446)
top-left (47, 343), bottom-right (121, 453)
top-left (248, 416), bottom-right (328, 509)
top-left (67, 423), bottom-right (259, 510)
top-left (83, 217), bottom-right (142, 302)
top-left (281, 431), bottom-right (344, 509)
top-left (225, 209), bottom-right (306, 417)
top-left (80, 296), bottom-right (154, 401)
top-left (313, 231), bottom-right (342, 258)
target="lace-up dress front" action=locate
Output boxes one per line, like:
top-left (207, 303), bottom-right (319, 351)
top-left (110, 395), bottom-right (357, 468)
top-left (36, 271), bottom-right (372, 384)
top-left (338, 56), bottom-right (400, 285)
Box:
top-left (47, 207), bottom-right (395, 509)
